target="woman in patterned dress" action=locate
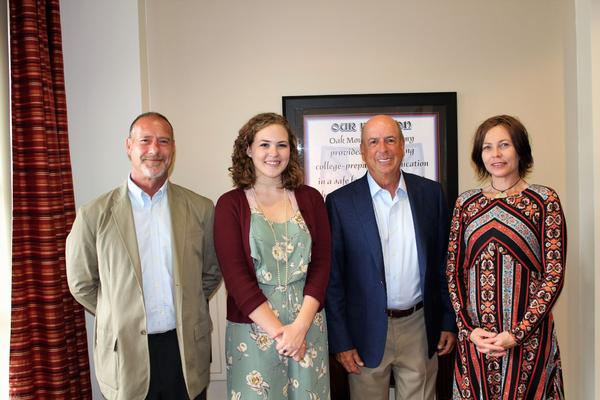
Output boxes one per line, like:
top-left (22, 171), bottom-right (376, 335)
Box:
top-left (446, 115), bottom-right (566, 400)
top-left (214, 113), bottom-right (331, 399)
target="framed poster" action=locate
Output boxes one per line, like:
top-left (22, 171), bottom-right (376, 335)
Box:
top-left (282, 93), bottom-right (458, 206)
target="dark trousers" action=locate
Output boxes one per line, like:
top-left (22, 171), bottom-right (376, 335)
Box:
top-left (146, 330), bottom-right (206, 400)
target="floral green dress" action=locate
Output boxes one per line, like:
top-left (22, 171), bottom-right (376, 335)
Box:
top-left (225, 202), bottom-right (330, 400)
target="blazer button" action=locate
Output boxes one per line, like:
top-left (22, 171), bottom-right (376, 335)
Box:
top-left (141, 330), bottom-right (147, 335)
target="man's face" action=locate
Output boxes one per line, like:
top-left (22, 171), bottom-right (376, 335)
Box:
top-left (126, 116), bottom-right (175, 183)
top-left (360, 116), bottom-right (404, 184)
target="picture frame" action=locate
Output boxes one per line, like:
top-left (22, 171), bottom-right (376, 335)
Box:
top-left (282, 92), bottom-right (458, 206)
top-left (283, 93), bottom-right (458, 399)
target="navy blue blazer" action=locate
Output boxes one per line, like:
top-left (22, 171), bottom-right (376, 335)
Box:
top-left (325, 172), bottom-right (456, 367)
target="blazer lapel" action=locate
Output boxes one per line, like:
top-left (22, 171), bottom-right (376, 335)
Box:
top-left (111, 183), bottom-right (143, 288)
top-left (168, 183), bottom-right (186, 319)
top-left (404, 173), bottom-right (427, 283)
top-left (352, 175), bottom-right (386, 280)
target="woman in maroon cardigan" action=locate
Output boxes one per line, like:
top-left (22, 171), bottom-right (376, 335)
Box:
top-left (214, 113), bottom-right (331, 399)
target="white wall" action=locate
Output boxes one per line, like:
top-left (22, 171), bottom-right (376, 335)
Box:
top-left (592, 0), bottom-right (600, 394)
top-left (59, 0), bottom-right (598, 399)
top-left (60, 1), bottom-right (144, 398)
top-left (61, 1), bottom-right (143, 205)
top-left (143, 1), bottom-right (567, 200)
top-left (564, 0), bottom-right (600, 397)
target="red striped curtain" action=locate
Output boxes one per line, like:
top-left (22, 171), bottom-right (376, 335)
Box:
top-left (9, 0), bottom-right (91, 398)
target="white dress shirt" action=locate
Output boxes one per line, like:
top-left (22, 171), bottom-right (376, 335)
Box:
top-left (128, 177), bottom-right (176, 334)
top-left (367, 172), bottom-right (422, 310)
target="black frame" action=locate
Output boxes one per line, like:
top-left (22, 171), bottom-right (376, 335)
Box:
top-left (283, 92), bottom-right (458, 206)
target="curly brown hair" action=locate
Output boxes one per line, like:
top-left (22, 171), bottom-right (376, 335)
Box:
top-left (471, 114), bottom-right (533, 180)
top-left (229, 113), bottom-right (304, 190)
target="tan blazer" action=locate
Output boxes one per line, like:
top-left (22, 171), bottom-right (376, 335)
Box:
top-left (66, 182), bottom-right (221, 400)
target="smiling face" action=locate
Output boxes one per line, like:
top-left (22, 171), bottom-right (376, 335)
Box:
top-left (360, 115), bottom-right (405, 188)
top-left (126, 115), bottom-right (175, 188)
top-left (246, 123), bottom-right (290, 185)
top-left (481, 125), bottom-right (520, 182)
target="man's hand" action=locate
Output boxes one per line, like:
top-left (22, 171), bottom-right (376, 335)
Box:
top-left (335, 349), bottom-right (364, 374)
top-left (437, 331), bottom-right (457, 356)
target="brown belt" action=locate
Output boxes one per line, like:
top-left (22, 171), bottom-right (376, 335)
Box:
top-left (386, 301), bottom-right (424, 318)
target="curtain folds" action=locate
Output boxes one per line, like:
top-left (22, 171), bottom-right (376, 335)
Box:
top-left (9, 0), bottom-right (91, 398)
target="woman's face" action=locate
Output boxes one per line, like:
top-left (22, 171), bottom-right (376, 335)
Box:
top-left (247, 124), bottom-right (291, 184)
top-left (481, 125), bottom-right (520, 181)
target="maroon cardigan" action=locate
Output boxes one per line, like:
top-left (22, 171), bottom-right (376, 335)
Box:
top-left (214, 185), bottom-right (331, 323)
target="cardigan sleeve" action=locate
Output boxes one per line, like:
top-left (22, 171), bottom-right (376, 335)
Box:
top-left (214, 191), bottom-right (267, 318)
top-left (298, 186), bottom-right (331, 310)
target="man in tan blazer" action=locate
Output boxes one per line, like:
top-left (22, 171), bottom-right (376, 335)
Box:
top-left (66, 112), bottom-right (221, 400)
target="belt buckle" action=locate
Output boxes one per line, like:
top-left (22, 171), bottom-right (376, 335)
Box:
top-left (386, 308), bottom-right (408, 318)
top-left (386, 301), bottom-right (422, 318)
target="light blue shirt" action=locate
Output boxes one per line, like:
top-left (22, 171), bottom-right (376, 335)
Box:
top-left (127, 177), bottom-right (176, 334)
top-left (367, 172), bottom-right (422, 310)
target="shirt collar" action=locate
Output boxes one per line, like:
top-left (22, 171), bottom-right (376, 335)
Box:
top-left (366, 171), bottom-right (407, 199)
top-left (127, 175), bottom-right (169, 206)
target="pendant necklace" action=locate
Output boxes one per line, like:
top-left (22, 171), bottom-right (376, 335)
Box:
top-left (253, 187), bottom-right (290, 292)
top-left (491, 178), bottom-right (522, 199)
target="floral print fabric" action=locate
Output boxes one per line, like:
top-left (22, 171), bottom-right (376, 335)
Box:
top-left (226, 208), bottom-right (330, 400)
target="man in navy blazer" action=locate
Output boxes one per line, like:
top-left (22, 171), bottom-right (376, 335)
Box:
top-left (325, 115), bottom-right (456, 399)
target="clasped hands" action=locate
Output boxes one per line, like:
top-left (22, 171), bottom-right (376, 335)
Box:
top-left (469, 327), bottom-right (517, 358)
top-left (272, 321), bottom-right (308, 362)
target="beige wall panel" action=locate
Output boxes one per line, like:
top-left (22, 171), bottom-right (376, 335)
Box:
top-left (144, 1), bottom-right (567, 198)
top-left (143, 0), bottom-right (573, 397)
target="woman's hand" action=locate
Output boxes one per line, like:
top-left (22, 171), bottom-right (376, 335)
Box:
top-left (275, 320), bottom-right (309, 358)
top-left (489, 331), bottom-right (517, 350)
top-left (469, 328), bottom-right (506, 357)
top-left (292, 341), bottom-right (307, 362)
top-left (275, 295), bottom-right (320, 360)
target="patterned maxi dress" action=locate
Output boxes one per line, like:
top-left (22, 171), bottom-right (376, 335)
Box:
top-left (225, 204), bottom-right (330, 400)
top-left (446, 185), bottom-right (566, 400)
